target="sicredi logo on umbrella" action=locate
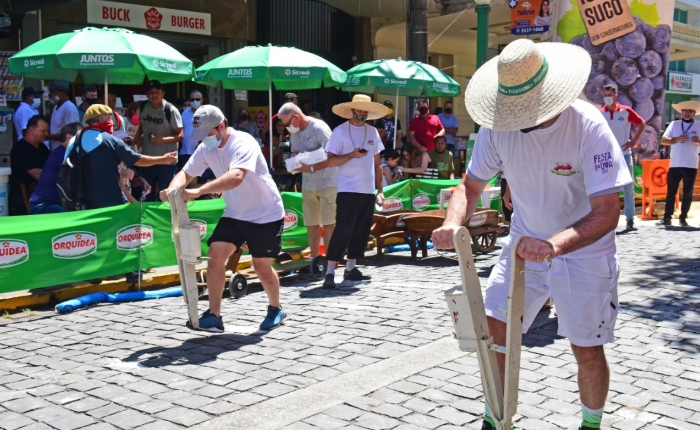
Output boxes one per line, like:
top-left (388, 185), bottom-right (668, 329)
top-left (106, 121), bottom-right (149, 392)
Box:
top-left (228, 68), bottom-right (253, 77)
top-left (80, 54), bottom-right (115, 66)
top-left (152, 59), bottom-right (178, 69)
top-left (285, 69), bottom-right (311, 77)
top-left (383, 78), bottom-right (408, 86)
top-left (0, 239), bottom-right (29, 268)
top-left (23, 58), bottom-right (45, 68)
top-left (52, 232), bottom-right (97, 259)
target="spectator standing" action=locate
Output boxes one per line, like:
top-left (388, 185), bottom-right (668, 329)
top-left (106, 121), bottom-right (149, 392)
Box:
top-left (65, 104), bottom-right (176, 209)
top-left (107, 93), bottom-right (126, 132)
top-left (133, 80), bottom-right (183, 201)
top-left (29, 122), bottom-right (81, 214)
top-left (428, 135), bottom-right (455, 179)
top-left (161, 105), bottom-right (287, 332)
top-left (321, 95), bottom-right (387, 289)
top-left (13, 87), bottom-right (42, 142)
top-left (374, 100), bottom-right (403, 150)
top-left (180, 90), bottom-right (203, 170)
top-left (235, 107), bottom-right (260, 141)
top-left (657, 101), bottom-right (700, 227)
top-left (77, 85), bottom-right (99, 125)
top-left (437, 100), bottom-right (459, 155)
top-left (278, 103), bottom-right (337, 259)
top-left (409, 100), bottom-right (444, 152)
top-left (601, 84), bottom-right (645, 230)
top-left (9, 115), bottom-right (50, 215)
top-left (47, 81), bottom-right (80, 150)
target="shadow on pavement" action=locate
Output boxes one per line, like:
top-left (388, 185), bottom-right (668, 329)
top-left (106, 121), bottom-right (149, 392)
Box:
top-left (299, 285), bottom-right (361, 298)
top-left (121, 332), bottom-right (265, 367)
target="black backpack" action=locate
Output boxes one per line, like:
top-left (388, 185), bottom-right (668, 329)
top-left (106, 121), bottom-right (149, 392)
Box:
top-left (57, 130), bottom-right (93, 211)
top-left (139, 100), bottom-right (173, 124)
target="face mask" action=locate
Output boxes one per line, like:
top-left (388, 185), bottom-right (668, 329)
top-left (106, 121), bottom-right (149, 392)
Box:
top-left (352, 111), bottom-right (368, 125)
top-left (603, 96), bottom-right (614, 105)
top-left (520, 124), bottom-right (542, 134)
top-left (88, 119), bottom-right (114, 135)
top-left (239, 114), bottom-right (250, 122)
top-left (86, 97), bottom-right (99, 105)
top-left (286, 116), bottom-right (301, 133)
top-left (49, 95), bottom-right (60, 105)
top-left (682, 118), bottom-right (694, 124)
top-left (419, 106), bottom-right (429, 115)
top-left (191, 100), bottom-right (201, 109)
top-left (444, 108), bottom-right (453, 115)
top-left (387, 108), bottom-right (393, 115)
top-left (202, 132), bottom-right (222, 148)
top-left (32, 98), bottom-right (41, 109)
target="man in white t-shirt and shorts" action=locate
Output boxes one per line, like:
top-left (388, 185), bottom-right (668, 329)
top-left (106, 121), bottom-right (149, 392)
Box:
top-left (314, 95), bottom-right (387, 289)
top-left (277, 103), bottom-right (337, 259)
top-left (432, 40), bottom-right (631, 430)
top-left (657, 101), bottom-right (700, 227)
top-left (160, 105), bottom-right (287, 333)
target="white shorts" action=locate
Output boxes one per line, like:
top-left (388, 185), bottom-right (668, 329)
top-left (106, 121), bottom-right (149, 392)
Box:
top-left (484, 247), bottom-right (620, 347)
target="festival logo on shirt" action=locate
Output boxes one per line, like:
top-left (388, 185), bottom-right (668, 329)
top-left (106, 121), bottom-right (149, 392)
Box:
top-left (551, 162), bottom-right (578, 177)
top-left (593, 152), bottom-right (613, 174)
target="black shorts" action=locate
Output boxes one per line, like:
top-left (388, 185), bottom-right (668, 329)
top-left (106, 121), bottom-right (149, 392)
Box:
top-left (207, 217), bottom-right (283, 258)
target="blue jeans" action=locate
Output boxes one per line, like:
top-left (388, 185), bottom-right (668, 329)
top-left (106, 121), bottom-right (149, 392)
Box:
top-left (139, 164), bottom-right (177, 201)
top-left (29, 201), bottom-right (65, 215)
top-left (623, 154), bottom-right (635, 221)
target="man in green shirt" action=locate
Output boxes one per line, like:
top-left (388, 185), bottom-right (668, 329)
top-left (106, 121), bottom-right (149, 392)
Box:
top-left (428, 135), bottom-right (454, 179)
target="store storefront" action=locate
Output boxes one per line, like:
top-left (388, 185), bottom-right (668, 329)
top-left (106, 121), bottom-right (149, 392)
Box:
top-left (665, 70), bottom-right (700, 123)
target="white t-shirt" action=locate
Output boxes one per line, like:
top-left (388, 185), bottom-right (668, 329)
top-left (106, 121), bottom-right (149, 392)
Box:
top-left (183, 128), bottom-right (284, 224)
top-left (662, 120), bottom-right (700, 169)
top-left (325, 121), bottom-right (384, 194)
top-left (50, 100), bottom-right (80, 149)
top-left (468, 99), bottom-right (632, 258)
top-left (13, 102), bottom-right (39, 141)
top-left (181, 108), bottom-right (198, 155)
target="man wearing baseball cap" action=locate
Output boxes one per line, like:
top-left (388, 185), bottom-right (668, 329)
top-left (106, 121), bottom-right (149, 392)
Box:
top-left (47, 80), bottom-right (80, 150)
top-left (13, 87), bottom-right (43, 142)
top-left (432, 39), bottom-right (631, 430)
top-left (63, 104), bottom-right (176, 209)
top-left (160, 105), bottom-right (286, 333)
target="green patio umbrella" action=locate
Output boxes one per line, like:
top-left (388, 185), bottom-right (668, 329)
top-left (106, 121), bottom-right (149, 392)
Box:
top-left (195, 44), bottom-right (347, 164)
top-left (9, 27), bottom-right (194, 102)
top-left (341, 58), bottom-right (461, 144)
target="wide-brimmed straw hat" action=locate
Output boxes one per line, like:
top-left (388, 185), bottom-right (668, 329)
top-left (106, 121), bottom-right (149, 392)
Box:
top-left (465, 39), bottom-right (591, 131)
top-left (672, 101), bottom-right (700, 114)
top-left (333, 94), bottom-right (388, 120)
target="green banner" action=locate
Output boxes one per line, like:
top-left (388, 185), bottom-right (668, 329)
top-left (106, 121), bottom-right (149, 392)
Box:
top-left (0, 180), bottom-right (497, 294)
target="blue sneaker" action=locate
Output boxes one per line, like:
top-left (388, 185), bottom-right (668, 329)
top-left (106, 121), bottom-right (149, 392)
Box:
top-left (259, 306), bottom-right (287, 330)
top-left (187, 309), bottom-right (224, 333)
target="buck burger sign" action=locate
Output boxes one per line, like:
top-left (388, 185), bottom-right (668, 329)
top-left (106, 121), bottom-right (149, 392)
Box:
top-left (87, 0), bottom-right (211, 36)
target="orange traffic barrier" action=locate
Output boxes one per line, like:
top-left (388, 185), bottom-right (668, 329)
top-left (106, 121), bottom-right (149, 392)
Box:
top-left (319, 226), bottom-right (326, 256)
top-left (640, 159), bottom-right (678, 220)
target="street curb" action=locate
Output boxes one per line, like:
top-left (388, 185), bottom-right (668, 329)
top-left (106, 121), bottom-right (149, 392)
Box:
top-left (0, 260), bottom-right (254, 313)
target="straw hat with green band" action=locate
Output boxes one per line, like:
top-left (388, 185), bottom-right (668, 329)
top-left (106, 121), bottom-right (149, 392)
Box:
top-left (465, 39), bottom-right (591, 132)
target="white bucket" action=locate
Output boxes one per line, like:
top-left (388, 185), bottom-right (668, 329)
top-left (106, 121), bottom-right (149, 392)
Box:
top-left (0, 167), bottom-right (11, 217)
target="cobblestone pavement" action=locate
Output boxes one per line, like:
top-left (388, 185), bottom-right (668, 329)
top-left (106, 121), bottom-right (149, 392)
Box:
top-left (1, 221), bottom-right (699, 429)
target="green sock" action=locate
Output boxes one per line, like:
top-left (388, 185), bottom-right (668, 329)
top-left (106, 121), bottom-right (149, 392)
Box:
top-left (581, 404), bottom-right (604, 429)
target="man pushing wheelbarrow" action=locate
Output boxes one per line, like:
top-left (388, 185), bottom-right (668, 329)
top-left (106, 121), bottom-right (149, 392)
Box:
top-left (432, 39), bottom-right (632, 430)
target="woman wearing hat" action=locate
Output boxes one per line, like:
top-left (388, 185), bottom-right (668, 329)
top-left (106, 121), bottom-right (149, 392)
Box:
top-left (432, 39), bottom-right (632, 430)
top-left (316, 95), bottom-right (388, 289)
top-left (658, 101), bottom-right (700, 227)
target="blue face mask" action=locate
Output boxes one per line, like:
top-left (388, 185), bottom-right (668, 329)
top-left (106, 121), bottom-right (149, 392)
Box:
top-left (202, 126), bottom-right (223, 148)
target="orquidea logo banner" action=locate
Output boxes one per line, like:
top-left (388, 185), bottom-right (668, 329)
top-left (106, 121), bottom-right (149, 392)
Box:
top-left (0, 239), bottom-right (29, 268)
top-left (116, 225), bottom-right (154, 250)
top-left (52, 231), bottom-right (97, 259)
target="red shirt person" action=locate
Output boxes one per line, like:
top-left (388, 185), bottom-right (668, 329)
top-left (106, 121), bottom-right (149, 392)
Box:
top-left (408, 100), bottom-right (445, 152)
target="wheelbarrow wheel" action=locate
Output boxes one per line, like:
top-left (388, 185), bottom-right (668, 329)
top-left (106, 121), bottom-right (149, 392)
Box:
top-left (472, 232), bottom-right (498, 253)
top-left (228, 274), bottom-right (248, 299)
top-left (310, 255), bottom-right (328, 280)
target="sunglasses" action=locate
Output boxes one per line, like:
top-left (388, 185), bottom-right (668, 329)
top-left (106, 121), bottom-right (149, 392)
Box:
top-left (281, 115), bottom-right (297, 127)
top-left (190, 98), bottom-right (202, 102)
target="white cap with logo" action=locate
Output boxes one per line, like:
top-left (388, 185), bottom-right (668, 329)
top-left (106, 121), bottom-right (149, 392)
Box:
top-left (190, 105), bottom-right (226, 142)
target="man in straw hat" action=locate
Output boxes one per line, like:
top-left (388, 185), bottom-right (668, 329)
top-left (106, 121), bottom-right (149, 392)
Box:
top-left (315, 94), bottom-right (387, 289)
top-left (432, 39), bottom-right (632, 430)
top-left (657, 101), bottom-right (700, 227)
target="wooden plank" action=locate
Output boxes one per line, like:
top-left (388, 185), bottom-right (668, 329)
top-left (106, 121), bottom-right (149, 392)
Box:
top-left (168, 190), bottom-right (200, 330)
top-left (502, 241), bottom-right (525, 428)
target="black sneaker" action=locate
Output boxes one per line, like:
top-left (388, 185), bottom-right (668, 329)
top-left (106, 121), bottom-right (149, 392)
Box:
top-left (482, 421), bottom-right (495, 430)
top-left (626, 219), bottom-right (636, 230)
top-left (343, 267), bottom-right (371, 281)
top-left (679, 219), bottom-right (690, 227)
top-left (322, 274), bottom-right (336, 289)
top-left (656, 218), bottom-right (671, 226)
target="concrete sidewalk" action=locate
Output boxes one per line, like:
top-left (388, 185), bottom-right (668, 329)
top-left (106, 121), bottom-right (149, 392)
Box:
top-left (0, 221), bottom-right (699, 429)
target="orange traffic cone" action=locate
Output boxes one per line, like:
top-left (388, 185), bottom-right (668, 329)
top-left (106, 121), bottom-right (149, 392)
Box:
top-left (319, 225), bottom-right (326, 256)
